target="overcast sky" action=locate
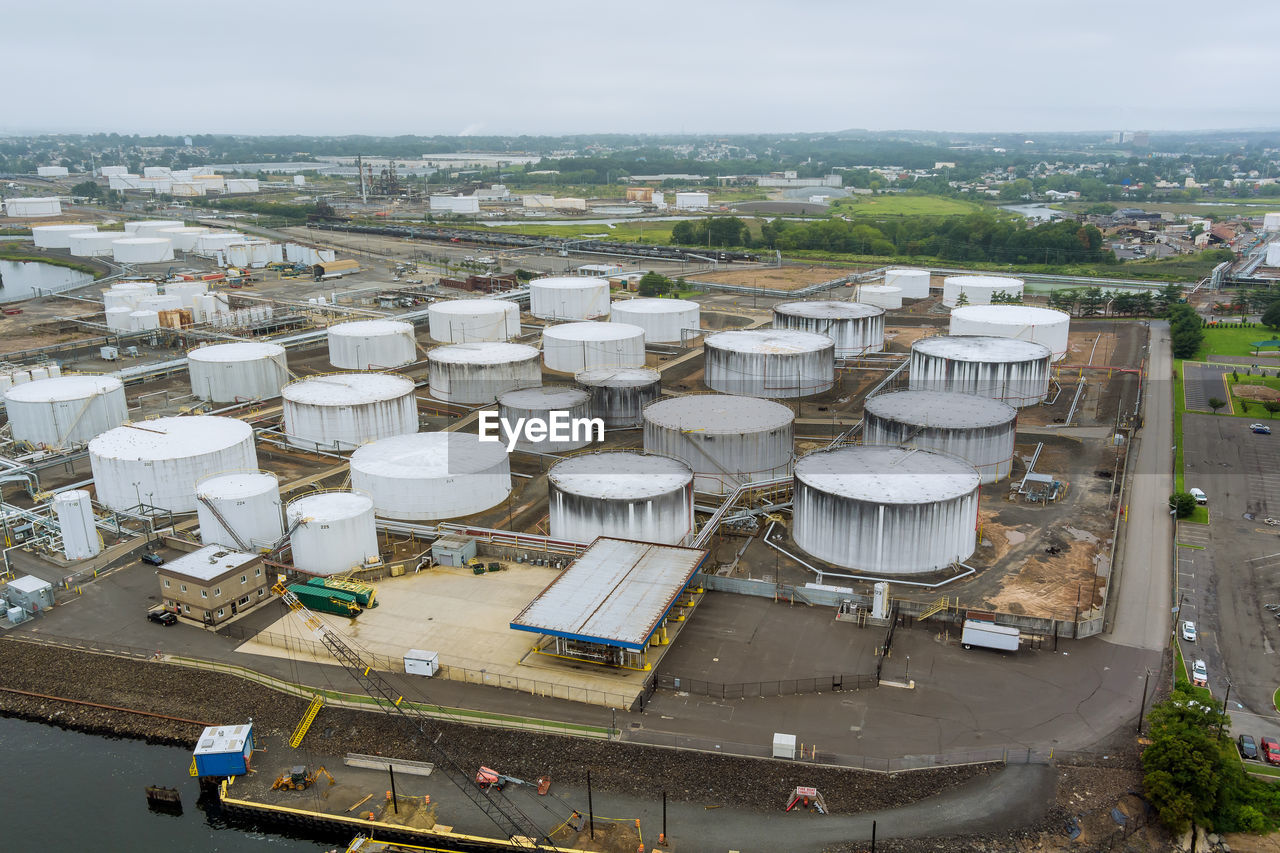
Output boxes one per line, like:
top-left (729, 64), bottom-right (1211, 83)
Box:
top-left (5, 0), bottom-right (1277, 137)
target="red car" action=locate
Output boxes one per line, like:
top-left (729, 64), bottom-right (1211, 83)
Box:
top-left (1262, 737), bottom-right (1280, 765)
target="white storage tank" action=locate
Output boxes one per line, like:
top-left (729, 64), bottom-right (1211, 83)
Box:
top-left (428, 299), bottom-right (520, 342)
top-left (610, 298), bottom-right (700, 343)
top-left (127, 220), bottom-right (184, 236)
top-left (542, 321), bottom-right (646, 373)
top-left (4, 375), bottom-right (128, 447)
top-left (793, 445), bottom-right (981, 574)
top-left (105, 307), bottom-right (134, 332)
top-left (497, 386), bottom-right (595, 452)
top-left (32, 224), bottom-right (96, 249)
top-left (113, 238), bottom-right (174, 264)
top-left (857, 285), bottom-right (902, 309)
top-left (547, 451), bottom-right (694, 545)
top-left (863, 390), bottom-right (1018, 484)
top-left (327, 319), bottom-right (418, 369)
top-left (1264, 212), bottom-right (1280, 232)
top-left (128, 310), bottom-right (160, 331)
top-left (70, 232), bottom-right (125, 257)
top-left (704, 329), bottom-right (835, 398)
top-left (350, 432), bottom-right (511, 520)
top-left (103, 281), bottom-right (158, 310)
top-left (3, 198), bottom-right (61, 218)
top-left (286, 492), bottom-right (379, 576)
top-left (1267, 243), bottom-right (1280, 268)
top-left (575, 367), bottom-right (662, 428)
top-left (942, 275), bottom-right (1025, 308)
top-left (195, 471), bottom-right (283, 550)
top-left (910, 335), bottom-right (1052, 408)
top-left (54, 490), bottom-right (100, 561)
top-left (772, 301), bottom-right (884, 357)
top-left (427, 342), bottom-right (541, 404)
top-left (529, 276), bottom-right (610, 320)
top-left (88, 416), bottom-right (258, 513)
top-left (643, 395), bottom-right (793, 494)
top-left (883, 269), bottom-right (931, 299)
top-left (135, 294), bottom-right (183, 314)
top-left (282, 373), bottom-right (418, 452)
top-left (157, 226), bottom-right (208, 251)
top-left (188, 342), bottom-right (289, 403)
top-left (197, 232), bottom-right (242, 255)
top-left (950, 305), bottom-right (1070, 361)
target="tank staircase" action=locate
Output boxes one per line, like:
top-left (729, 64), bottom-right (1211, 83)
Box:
top-left (775, 583), bottom-right (815, 607)
top-left (917, 595), bottom-right (951, 621)
top-left (266, 515), bottom-right (308, 558)
top-left (196, 495), bottom-right (252, 552)
top-left (290, 693), bottom-right (325, 748)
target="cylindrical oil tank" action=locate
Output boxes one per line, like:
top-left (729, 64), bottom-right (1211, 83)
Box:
top-left (772, 301), bottom-right (884, 357)
top-left (54, 489), bottom-right (100, 561)
top-left (643, 395), bottom-right (793, 494)
top-left (327, 319), bottom-right (418, 369)
top-left (547, 451), bottom-right (694, 545)
top-left (88, 416), bottom-right (258, 513)
top-left (427, 342), bottom-right (541, 404)
top-left (857, 285), bottom-right (902, 309)
top-left (157, 226), bottom-right (208, 251)
top-left (704, 329), bottom-right (834, 398)
top-left (942, 275), bottom-right (1025, 307)
top-left (103, 281), bottom-right (158, 310)
top-left (105, 306), bottom-right (133, 332)
top-left (135, 294), bottom-right (183, 313)
top-left (127, 220), bottom-right (184, 236)
top-left (188, 342), bottom-right (289, 403)
top-left (863, 390), bottom-right (1017, 484)
top-left (542, 321), bottom-right (646, 373)
top-left (282, 373), bottom-right (418, 452)
top-left (128, 309), bottom-right (160, 331)
top-left (70, 232), bottom-right (125, 257)
top-left (910, 335), bottom-right (1052, 408)
top-left (32, 224), bottom-right (96, 249)
top-left (1265, 212), bottom-right (1280, 232)
top-left (949, 305), bottom-right (1070, 361)
top-left (529, 276), bottom-right (610, 320)
top-left (497, 386), bottom-right (594, 452)
top-left (4, 375), bottom-right (128, 447)
top-left (883, 269), bottom-right (931, 299)
top-left (195, 471), bottom-right (283, 550)
top-left (112, 237), bottom-right (174, 264)
top-left (286, 492), bottom-right (380, 576)
top-left (575, 367), bottom-right (662, 428)
top-left (197, 232), bottom-right (242, 254)
top-left (428, 299), bottom-right (520, 342)
top-left (610, 298), bottom-right (700, 343)
top-left (350, 432), bottom-right (511, 520)
top-left (793, 445), bottom-right (981, 574)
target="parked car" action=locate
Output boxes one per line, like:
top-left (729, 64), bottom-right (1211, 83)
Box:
top-left (1181, 620), bottom-right (1197, 642)
top-left (147, 610), bottom-right (177, 626)
top-left (141, 552), bottom-right (164, 566)
top-left (1261, 736), bottom-right (1280, 764)
top-left (1251, 423), bottom-right (1272, 435)
top-left (1192, 659), bottom-right (1209, 686)
top-left (1189, 488), bottom-right (1208, 505)
top-left (1240, 734), bottom-right (1259, 761)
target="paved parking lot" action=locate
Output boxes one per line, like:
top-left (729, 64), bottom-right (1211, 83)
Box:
top-left (1183, 362), bottom-right (1230, 413)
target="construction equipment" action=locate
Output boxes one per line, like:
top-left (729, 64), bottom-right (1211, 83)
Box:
top-left (272, 764), bottom-right (335, 791)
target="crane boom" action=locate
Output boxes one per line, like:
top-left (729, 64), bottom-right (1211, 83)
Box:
top-left (273, 582), bottom-right (556, 849)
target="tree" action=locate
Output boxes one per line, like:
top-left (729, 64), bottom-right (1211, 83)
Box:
top-left (71, 180), bottom-right (101, 199)
top-left (954, 290), bottom-right (969, 307)
top-left (1265, 401), bottom-right (1280, 419)
top-left (670, 221), bottom-right (696, 245)
top-left (1143, 685), bottom-right (1227, 832)
top-left (1262, 301), bottom-right (1280, 331)
top-left (1170, 492), bottom-right (1197, 518)
top-left (637, 271), bottom-right (671, 297)
top-left (1208, 397), bottom-right (1226, 414)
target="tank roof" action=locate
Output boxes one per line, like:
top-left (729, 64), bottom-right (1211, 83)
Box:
top-left (287, 491), bottom-right (373, 522)
top-left (350, 432), bottom-right (507, 479)
top-left (530, 276), bottom-right (609, 290)
top-left (112, 237), bottom-right (170, 245)
top-left (328, 319), bottom-right (413, 336)
top-left (499, 385), bottom-right (590, 408)
top-left (644, 394), bottom-right (793, 434)
top-left (188, 342), bottom-right (285, 362)
top-left (885, 268), bottom-right (929, 276)
top-left (865, 390), bottom-right (1016, 428)
top-left (549, 452), bottom-right (692, 499)
top-left (575, 367), bottom-right (661, 387)
top-left (543, 321), bottom-right (645, 341)
top-left (33, 224), bottom-right (95, 232)
top-left (89, 416), bottom-right (251, 461)
top-left (53, 489), bottom-right (91, 503)
top-left (705, 329), bottom-right (834, 354)
top-left (774, 300), bottom-right (883, 320)
top-left (796, 445), bottom-right (981, 503)
top-left (942, 275), bottom-right (1025, 287)
top-left (429, 299), bottom-right (515, 315)
top-left (428, 342), bottom-right (539, 364)
top-left (912, 335), bottom-right (1052, 361)
top-left (283, 372), bottom-right (414, 405)
top-left (858, 285), bottom-right (901, 293)
top-left (157, 226), bottom-right (207, 234)
top-left (950, 305), bottom-right (1069, 324)
top-left (4, 374), bottom-right (121, 403)
top-left (196, 471), bottom-right (278, 500)
top-left (612, 298), bottom-right (699, 314)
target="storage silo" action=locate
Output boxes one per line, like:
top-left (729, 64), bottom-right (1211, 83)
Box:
top-left (949, 305), bottom-right (1070, 361)
top-left (103, 281), bottom-right (158, 310)
top-left (883, 269), bottom-right (931, 299)
top-left (157, 226), bottom-right (208, 251)
top-left (282, 373), bottom-right (418, 451)
top-left (105, 306), bottom-right (133, 331)
top-left (195, 471), bottom-right (283, 550)
top-left (350, 432), bottom-right (511, 520)
top-left (135, 294), bottom-right (183, 314)
top-left (529, 276), bottom-right (610, 320)
top-left (327, 319), bottom-right (418, 369)
top-left (942, 275), bottom-right (1025, 308)
top-left (772, 301), bottom-right (884, 357)
top-left (70, 232), bottom-right (124, 257)
top-left (793, 445), bottom-right (981, 574)
top-left (575, 367), bottom-right (662, 428)
top-left (857, 285), bottom-right (902, 309)
top-left (610, 298), bottom-right (700, 343)
top-left (704, 329), bottom-right (834, 398)
top-left (3, 198), bottom-right (61, 217)
top-left (286, 492), bottom-right (379, 576)
top-left (427, 342), bottom-right (541, 403)
top-left (88, 416), bottom-right (258, 513)
top-left (910, 335), bottom-right (1052, 407)
top-left (428, 299), bottom-right (520, 342)
top-left (4, 375), bottom-right (128, 447)
top-left (542, 321), bottom-right (646, 373)
top-left (196, 232), bottom-right (242, 255)
top-left (188, 342), bottom-right (289, 402)
top-left (547, 451), bottom-right (694, 545)
top-left (1264, 212), bottom-right (1280, 232)
top-left (54, 490), bottom-right (100, 561)
top-left (863, 390), bottom-right (1017, 483)
top-left (128, 309), bottom-right (160, 331)
top-left (497, 386), bottom-right (595, 452)
top-left (127, 220), bottom-right (184, 236)
top-left (32, 224), bottom-right (96, 249)
top-left (112, 238), bottom-right (174, 264)
top-left (643, 395), bottom-right (793, 494)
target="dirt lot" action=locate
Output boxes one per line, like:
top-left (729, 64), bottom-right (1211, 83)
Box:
top-left (689, 265), bottom-right (851, 291)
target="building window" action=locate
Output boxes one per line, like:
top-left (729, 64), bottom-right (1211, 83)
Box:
top-left (180, 584), bottom-right (187, 593)
top-left (201, 590), bottom-right (208, 599)
top-left (257, 588), bottom-right (265, 596)
top-left (255, 567), bottom-right (261, 577)
top-left (216, 608), bottom-right (224, 618)
top-left (182, 603), bottom-right (190, 613)
top-left (238, 595), bottom-right (250, 606)
top-left (241, 575), bottom-right (247, 584)
top-left (214, 587), bottom-right (221, 597)
top-left (163, 578), bottom-right (170, 588)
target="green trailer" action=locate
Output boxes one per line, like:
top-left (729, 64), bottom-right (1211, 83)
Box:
top-left (305, 576), bottom-right (377, 608)
top-left (287, 583), bottom-right (361, 617)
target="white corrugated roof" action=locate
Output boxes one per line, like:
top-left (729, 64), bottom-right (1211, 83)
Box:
top-left (161, 545), bottom-right (258, 581)
top-left (194, 723), bottom-right (251, 755)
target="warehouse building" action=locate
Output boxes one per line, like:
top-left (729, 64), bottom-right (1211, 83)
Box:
top-left (157, 545), bottom-right (267, 626)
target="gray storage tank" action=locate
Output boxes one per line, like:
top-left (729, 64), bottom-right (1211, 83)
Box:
top-left (574, 367), bottom-right (662, 428)
top-left (703, 329), bottom-right (835, 398)
top-left (863, 390), bottom-right (1017, 484)
top-left (643, 394), bottom-right (793, 494)
top-left (909, 335), bottom-right (1052, 408)
top-left (547, 451), bottom-right (694, 545)
top-left (497, 386), bottom-right (595, 453)
top-left (772, 301), bottom-right (884, 358)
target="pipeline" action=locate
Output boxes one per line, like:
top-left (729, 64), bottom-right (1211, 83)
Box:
top-left (0, 685), bottom-right (214, 727)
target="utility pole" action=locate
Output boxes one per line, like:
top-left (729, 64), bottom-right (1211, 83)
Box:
top-left (1135, 669), bottom-right (1151, 734)
top-left (1219, 682), bottom-right (1232, 738)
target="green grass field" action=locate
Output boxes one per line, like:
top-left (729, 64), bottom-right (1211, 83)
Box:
top-left (828, 194), bottom-right (986, 217)
top-left (489, 221), bottom-right (676, 243)
top-left (1194, 326), bottom-right (1280, 360)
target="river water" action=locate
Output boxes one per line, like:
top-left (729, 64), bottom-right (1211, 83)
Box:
top-left (0, 717), bottom-right (326, 852)
top-left (0, 259), bottom-right (95, 302)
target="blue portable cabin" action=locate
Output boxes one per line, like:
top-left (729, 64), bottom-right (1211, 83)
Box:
top-left (192, 723), bottom-right (254, 777)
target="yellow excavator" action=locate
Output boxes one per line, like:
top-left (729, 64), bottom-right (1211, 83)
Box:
top-left (272, 764), bottom-right (335, 791)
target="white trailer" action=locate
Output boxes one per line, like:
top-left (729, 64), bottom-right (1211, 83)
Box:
top-left (404, 649), bottom-right (440, 677)
top-left (961, 619), bottom-right (1019, 651)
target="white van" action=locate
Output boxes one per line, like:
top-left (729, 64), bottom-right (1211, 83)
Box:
top-left (1189, 488), bottom-right (1208, 505)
